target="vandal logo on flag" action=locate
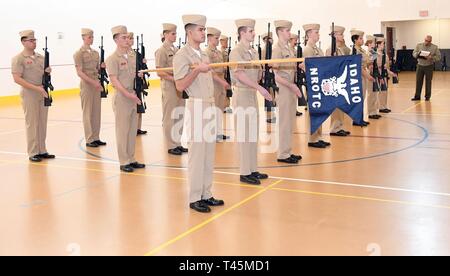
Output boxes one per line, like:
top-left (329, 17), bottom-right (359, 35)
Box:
top-left (321, 66), bottom-right (350, 104)
top-left (305, 55), bottom-right (364, 133)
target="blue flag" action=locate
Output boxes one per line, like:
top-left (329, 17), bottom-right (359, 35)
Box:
top-left (305, 55), bottom-right (364, 134)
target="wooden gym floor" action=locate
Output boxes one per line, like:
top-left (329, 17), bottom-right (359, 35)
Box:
top-left (0, 72), bottom-right (449, 256)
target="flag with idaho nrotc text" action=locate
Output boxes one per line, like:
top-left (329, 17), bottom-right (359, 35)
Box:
top-left (305, 55), bottom-right (364, 134)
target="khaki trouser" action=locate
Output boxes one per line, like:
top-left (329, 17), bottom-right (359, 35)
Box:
top-left (80, 81), bottom-right (101, 143)
top-left (162, 80), bottom-right (185, 149)
top-left (277, 84), bottom-right (297, 159)
top-left (308, 125), bottom-right (323, 143)
top-left (225, 95), bottom-right (231, 108)
top-left (379, 91), bottom-right (388, 110)
top-left (330, 109), bottom-right (346, 133)
top-left (214, 84), bottom-right (227, 137)
top-left (368, 81), bottom-right (380, 116)
top-left (379, 78), bottom-right (389, 110)
top-left (233, 87), bottom-right (259, 176)
top-left (185, 98), bottom-right (216, 203)
top-left (214, 84), bottom-right (227, 111)
top-left (113, 92), bottom-right (138, 166)
top-left (21, 89), bottom-right (48, 157)
top-left (415, 64), bottom-right (434, 99)
top-left (137, 114), bottom-right (143, 130)
top-left (362, 77), bottom-right (368, 119)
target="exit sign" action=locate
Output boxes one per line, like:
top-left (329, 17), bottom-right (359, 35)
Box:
top-left (419, 10), bottom-right (429, 17)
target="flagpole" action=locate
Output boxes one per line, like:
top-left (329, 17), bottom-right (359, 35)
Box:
top-left (139, 58), bottom-right (305, 73)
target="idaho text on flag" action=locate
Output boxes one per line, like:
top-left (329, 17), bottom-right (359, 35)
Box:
top-left (305, 55), bottom-right (364, 133)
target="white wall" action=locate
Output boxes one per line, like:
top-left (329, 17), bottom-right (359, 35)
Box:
top-left (383, 18), bottom-right (450, 49)
top-left (2, 0), bottom-right (450, 96)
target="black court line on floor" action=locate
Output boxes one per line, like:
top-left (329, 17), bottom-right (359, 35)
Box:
top-left (78, 117), bottom-right (429, 170)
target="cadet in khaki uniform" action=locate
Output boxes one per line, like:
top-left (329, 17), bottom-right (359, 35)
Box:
top-left (366, 35), bottom-right (381, 120)
top-left (229, 18), bottom-right (272, 185)
top-left (350, 29), bottom-right (375, 127)
top-left (220, 34), bottom-right (233, 113)
top-left (12, 30), bottom-right (55, 162)
top-left (272, 20), bottom-right (303, 164)
top-left (74, 28), bottom-right (107, 148)
top-left (173, 15), bottom-right (226, 213)
top-left (301, 24), bottom-right (331, 149)
top-left (155, 23), bottom-right (188, 156)
top-left (326, 25), bottom-right (352, 137)
top-left (376, 37), bottom-right (397, 113)
top-left (127, 32), bottom-right (148, 136)
top-left (206, 27), bottom-right (231, 142)
top-left (412, 35), bottom-right (441, 101)
top-left (106, 26), bottom-right (146, 173)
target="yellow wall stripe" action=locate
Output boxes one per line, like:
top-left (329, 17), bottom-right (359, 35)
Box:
top-left (0, 79), bottom-right (161, 107)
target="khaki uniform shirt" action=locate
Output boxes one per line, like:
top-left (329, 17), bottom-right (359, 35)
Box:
top-left (221, 47), bottom-right (229, 62)
top-left (272, 41), bottom-right (296, 83)
top-left (106, 49), bottom-right (136, 93)
top-left (229, 41), bottom-right (262, 87)
top-left (73, 46), bottom-right (100, 80)
top-left (355, 45), bottom-right (371, 70)
top-left (11, 51), bottom-right (45, 88)
top-left (303, 43), bottom-right (324, 58)
top-left (173, 45), bottom-right (214, 99)
top-left (155, 41), bottom-right (178, 87)
top-left (326, 44), bottom-right (351, 56)
top-left (413, 42), bottom-right (441, 67)
top-left (205, 46), bottom-right (225, 75)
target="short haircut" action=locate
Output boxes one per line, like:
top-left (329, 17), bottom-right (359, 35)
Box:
top-left (351, 35), bottom-right (360, 43)
top-left (237, 26), bottom-right (249, 41)
top-left (185, 24), bottom-right (196, 32)
top-left (238, 26), bottom-right (248, 36)
top-left (275, 27), bottom-right (285, 37)
top-left (305, 29), bottom-right (315, 40)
